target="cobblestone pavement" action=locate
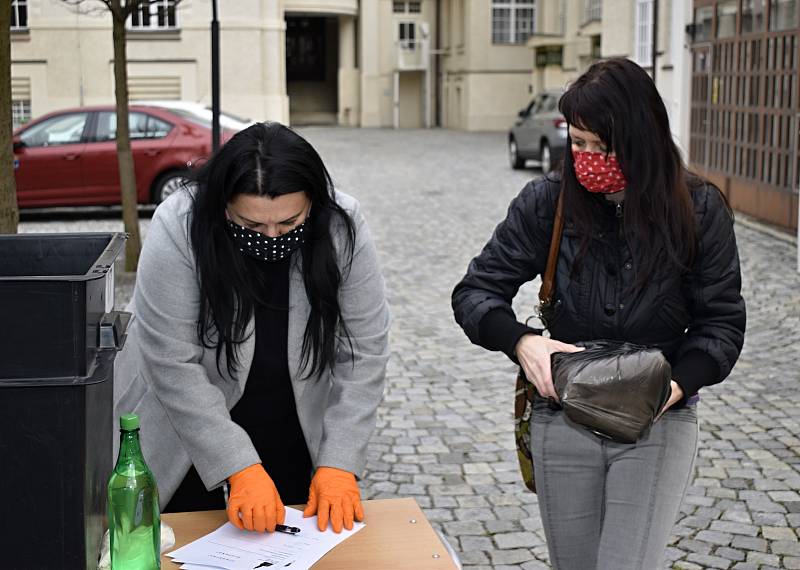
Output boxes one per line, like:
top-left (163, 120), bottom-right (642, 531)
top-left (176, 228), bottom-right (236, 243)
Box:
top-left (21, 128), bottom-right (800, 569)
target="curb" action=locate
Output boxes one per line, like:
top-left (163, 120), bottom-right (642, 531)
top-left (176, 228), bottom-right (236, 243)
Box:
top-left (734, 212), bottom-right (797, 246)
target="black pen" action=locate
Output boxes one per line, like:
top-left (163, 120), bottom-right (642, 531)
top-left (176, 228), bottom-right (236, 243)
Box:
top-left (275, 524), bottom-right (301, 535)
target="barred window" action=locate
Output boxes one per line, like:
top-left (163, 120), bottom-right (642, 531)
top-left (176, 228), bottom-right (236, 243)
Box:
top-left (492, 0), bottom-right (536, 45)
top-left (769, 0), bottom-right (798, 30)
top-left (742, 0), bottom-right (765, 33)
top-left (584, 0), bottom-right (602, 23)
top-left (11, 0), bottom-right (28, 30)
top-left (716, 0), bottom-right (738, 38)
top-left (394, 1), bottom-right (422, 13)
top-left (130, 0), bottom-right (178, 30)
top-left (12, 100), bottom-right (31, 130)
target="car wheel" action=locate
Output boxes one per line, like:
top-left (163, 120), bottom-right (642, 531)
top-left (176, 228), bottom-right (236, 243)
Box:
top-left (540, 141), bottom-right (552, 174)
top-left (509, 137), bottom-right (526, 170)
top-left (152, 171), bottom-right (188, 204)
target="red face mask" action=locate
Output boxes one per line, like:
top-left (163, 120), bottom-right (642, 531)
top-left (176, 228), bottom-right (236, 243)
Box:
top-left (572, 150), bottom-right (627, 194)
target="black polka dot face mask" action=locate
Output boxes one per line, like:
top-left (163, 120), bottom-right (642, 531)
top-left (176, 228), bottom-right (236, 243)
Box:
top-left (226, 218), bottom-right (307, 262)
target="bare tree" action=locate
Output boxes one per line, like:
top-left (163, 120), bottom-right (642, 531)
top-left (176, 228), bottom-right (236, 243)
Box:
top-left (0, 1), bottom-right (19, 234)
top-left (63, 0), bottom-right (184, 270)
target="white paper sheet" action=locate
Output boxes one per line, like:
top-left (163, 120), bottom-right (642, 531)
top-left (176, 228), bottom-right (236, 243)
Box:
top-left (167, 507), bottom-right (364, 570)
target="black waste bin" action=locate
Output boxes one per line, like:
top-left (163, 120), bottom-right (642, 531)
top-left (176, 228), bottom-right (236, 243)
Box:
top-left (0, 233), bottom-right (129, 570)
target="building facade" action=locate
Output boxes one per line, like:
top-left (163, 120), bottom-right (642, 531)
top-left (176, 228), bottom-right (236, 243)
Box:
top-left (525, 0), bottom-right (693, 158)
top-left (688, 0), bottom-right (798, 230)
top-left (9, 0), bottom-right (539, 132)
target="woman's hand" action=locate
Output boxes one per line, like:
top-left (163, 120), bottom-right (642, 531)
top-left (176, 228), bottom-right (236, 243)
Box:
top-left (515, 334), bottom-right (584, 400)
top-left (227, 464), bottom-right (286, 532)
top-left (656, 380), bottom-right (685, 420)
top-left (304, 467), bottom-right (364, 533)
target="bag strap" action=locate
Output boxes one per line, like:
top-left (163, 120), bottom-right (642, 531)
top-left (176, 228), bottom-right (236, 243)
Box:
top-left (538, 195), bottom-right (565, 307)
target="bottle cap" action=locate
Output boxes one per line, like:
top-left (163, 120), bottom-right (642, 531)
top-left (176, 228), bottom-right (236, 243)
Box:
top-left (120, 413), bottom-right (140, 431)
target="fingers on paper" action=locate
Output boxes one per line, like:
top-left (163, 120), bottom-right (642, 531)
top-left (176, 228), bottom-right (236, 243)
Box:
top-left (342, 496), bottom-right (355, 531)
top-left (317, 498), bottom-right (331, 532)
top-left (303, 487), bottom-right (318, 518)
top-left (227, 501), bottom-right (245, 531)
top-left (330, 501), bottom-right (344, 533)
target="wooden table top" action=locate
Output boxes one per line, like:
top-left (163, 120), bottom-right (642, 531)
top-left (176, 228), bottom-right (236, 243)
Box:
top-left (160, 497), bottom-right (458, 569)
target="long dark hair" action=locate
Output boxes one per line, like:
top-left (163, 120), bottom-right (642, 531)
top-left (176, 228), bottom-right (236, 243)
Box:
top-left (188, 122), bottom-right (355, 379)
top-left (558, 58), bottom-right (697, 286)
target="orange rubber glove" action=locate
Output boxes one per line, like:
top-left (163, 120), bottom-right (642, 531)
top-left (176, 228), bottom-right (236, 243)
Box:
top-left (303, 466), bottom-right (364, 533)
top-left (227, 464), bottom-right (285, 532)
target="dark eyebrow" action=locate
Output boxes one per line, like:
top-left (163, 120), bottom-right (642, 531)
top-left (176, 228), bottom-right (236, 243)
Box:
top-left (238, 209), bottom-right (304, 226)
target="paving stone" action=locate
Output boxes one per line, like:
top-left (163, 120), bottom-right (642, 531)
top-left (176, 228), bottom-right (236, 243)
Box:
top-left (771, 540), bottom-right (800, 556)
top-left (746, 551), bottom-right (781, 566)
top-left (709, 521), bottom-right (760, 536)
top-left (493, 531), bottom-right (539, 550)
top-left (488, 548), bottom-right (535, 565)
top-left (696, 530), bottom-right (734, 546)
top-left (460, 535), bottom-right (494, 552)
top-left (761, 526), bottom-right (797, 541)
top-left (686, 553), bottom-right (733, 568)
top-left (730, 536), bottom-right (768, 552)
top-left (714, 547), bottom-right (746, 561)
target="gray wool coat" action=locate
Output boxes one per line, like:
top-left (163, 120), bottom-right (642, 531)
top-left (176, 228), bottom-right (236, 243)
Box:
top-left (113, 189), bottom-right (390, 508)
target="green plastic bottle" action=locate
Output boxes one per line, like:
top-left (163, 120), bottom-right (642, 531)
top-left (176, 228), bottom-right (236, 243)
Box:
top-left (108, 413), bottom-right (161, 570)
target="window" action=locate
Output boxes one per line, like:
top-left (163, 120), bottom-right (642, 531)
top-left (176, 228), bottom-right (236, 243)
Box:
top-left (716, 0), bottom-right (737, 38)
top-left (94, 112), bottom-right (173, 142)
top-left (584, 0), bottom-right (602, 23)
top-left (11, 0), bottom-right (28, 30)
top-left (634, 0), bottom-right (653, 65)
top-left (399, 22), bottom-right (417, 49)
top-left (742, 0), bottom-right (765, 32)
top-left (693, 7), bottom-right (713, 42)
top-left (492, 0), bottom-right (536, 45)
top-left (393, 1), bottom-right (421, 13)
top-left (20, 113), bottom-right (89, 147)
top-left (769, 0), bottom-right (798, 30)
top-left (11, 78), bottom-right (31, 130)
top-left (130, 0), bottom-right (178, 30)
top-left (591, 34), bottom-right (602, 58)
top-left (535, 46), bottom-right (564, 67)
top-left (11, 100), bottom-right (31, 130)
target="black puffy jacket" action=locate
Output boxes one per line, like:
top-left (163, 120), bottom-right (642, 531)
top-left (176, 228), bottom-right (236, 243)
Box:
top-left (452, 176), bottom-right (746, 405)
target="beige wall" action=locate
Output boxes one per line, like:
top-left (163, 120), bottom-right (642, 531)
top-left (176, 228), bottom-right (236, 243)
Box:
top-left (439, 0), bottom-right (534, 131)
top-left (284, 0), bottom-right (357, 15)
top-left (11, 0), bottom-right (555, 132)
top-left (11, 0), bottom-right (289, 124)
top-left (526, 0), bottom-right (691, 151)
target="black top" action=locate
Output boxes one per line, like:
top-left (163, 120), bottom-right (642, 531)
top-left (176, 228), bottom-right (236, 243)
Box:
top-left (164, 257), bottom-right (312, 513)
top-left (452, 176), bottom-right (745, 408)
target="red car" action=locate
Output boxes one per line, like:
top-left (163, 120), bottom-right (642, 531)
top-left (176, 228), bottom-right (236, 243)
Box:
top-left (13, 105), bottom-right (238, 208)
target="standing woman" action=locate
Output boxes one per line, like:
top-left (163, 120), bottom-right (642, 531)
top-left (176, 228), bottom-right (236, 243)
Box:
top-left (114, 122), bottom-right (390, 534)
top-left (452, 58), bottom-right (745, 569)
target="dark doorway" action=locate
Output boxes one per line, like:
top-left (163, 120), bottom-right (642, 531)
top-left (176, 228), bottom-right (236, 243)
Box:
top-left (286, 16), bottom-right (339, 125)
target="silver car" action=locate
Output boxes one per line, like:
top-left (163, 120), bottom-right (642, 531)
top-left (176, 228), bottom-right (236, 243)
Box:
top-left (508, 89), bottom-right (568, 173)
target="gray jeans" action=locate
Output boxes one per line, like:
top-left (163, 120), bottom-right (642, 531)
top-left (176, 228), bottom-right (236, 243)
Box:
top-left (530, 397), bottom-right (699, 570)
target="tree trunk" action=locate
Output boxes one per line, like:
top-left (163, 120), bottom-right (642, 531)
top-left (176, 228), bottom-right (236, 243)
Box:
top-left (0, 1), bottom-right (19, 234)
top-left (112, 0), bottom-right (142, 271)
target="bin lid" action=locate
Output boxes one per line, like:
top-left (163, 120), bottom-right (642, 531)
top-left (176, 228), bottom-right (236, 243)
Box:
top-left (0, 233), bottom-right (126, 280)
